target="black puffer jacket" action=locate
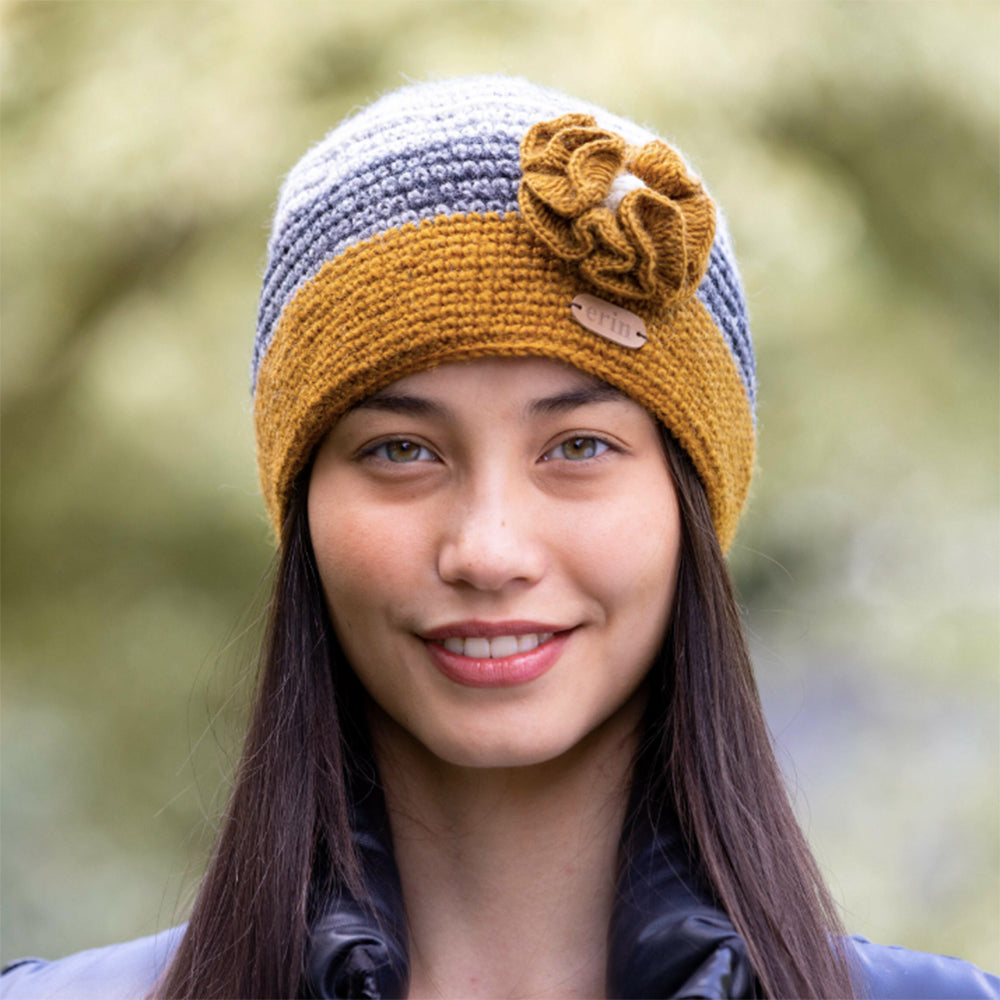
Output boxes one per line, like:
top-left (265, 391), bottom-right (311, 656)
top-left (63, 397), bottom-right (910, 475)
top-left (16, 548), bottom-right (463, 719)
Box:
top-left (304, 781), bottom-right (756, 999)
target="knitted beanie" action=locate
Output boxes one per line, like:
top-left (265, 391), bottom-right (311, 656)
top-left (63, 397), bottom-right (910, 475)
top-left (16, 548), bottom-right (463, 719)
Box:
top-left (254, 76), bottom-right (755, 550)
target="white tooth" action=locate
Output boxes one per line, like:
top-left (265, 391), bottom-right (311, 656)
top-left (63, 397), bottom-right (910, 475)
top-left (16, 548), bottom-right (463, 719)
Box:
top-left (443, 637), bottom-right (465, 654)
top-left (464, 637), bottom-right (491, 659)
top-left (489, 635), bottom-right (519, 658)
top-left (517, 634), bottom-right (540, 652)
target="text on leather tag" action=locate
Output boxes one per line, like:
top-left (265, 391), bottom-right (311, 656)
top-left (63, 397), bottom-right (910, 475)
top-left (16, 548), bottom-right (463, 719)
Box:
top-left (569, 294), bottom-right (647, 349)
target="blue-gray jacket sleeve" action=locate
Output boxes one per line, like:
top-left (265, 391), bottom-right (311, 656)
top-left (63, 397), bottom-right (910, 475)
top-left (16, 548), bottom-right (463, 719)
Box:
top-left (0, 926), bottom-right (183, 1000)
top-left (850, 936), bottom-right (1000, 999)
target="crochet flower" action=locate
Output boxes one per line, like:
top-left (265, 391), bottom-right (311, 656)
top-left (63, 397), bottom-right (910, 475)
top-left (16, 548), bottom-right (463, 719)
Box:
top-left (518, 114), bottom-right (716, 305)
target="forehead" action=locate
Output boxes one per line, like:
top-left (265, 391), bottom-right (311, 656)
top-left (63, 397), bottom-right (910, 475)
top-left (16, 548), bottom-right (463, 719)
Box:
top-left (354, 357), bottom-right (630, 411)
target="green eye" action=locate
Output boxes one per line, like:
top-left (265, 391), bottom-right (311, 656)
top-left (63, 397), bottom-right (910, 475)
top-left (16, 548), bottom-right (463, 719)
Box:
top-left (373, 440), bottom-right (435, 463)
top-left (547, 437), bottom-right (610, 461)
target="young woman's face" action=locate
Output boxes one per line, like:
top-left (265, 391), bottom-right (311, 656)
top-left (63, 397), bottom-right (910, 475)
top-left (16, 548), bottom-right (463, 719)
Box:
top-left (308, 357), bottom-right (681, 769)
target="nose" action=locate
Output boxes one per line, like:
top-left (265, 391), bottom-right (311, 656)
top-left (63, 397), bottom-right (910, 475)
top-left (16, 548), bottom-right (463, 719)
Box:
top-left (436, 476), bottom-right (546, 592)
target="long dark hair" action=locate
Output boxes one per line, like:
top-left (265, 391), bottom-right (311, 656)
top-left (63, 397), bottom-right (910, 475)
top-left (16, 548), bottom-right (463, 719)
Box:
top-left (154, 434), bottom-right (855, 999)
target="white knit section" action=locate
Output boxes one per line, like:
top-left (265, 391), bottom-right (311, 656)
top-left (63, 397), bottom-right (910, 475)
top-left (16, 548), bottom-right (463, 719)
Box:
top-left (603, 172), bottom-right (647, 210)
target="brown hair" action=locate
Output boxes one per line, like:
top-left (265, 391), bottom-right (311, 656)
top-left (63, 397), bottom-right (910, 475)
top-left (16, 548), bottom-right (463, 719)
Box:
top-left (154, 434), bottom-right (856, 999)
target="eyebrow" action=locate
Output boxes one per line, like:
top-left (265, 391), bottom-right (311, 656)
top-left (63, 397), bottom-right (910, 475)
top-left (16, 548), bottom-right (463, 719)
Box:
top-left (526, 382), bottom-right (626, 416)
top-left (350, 392), bottom-right (448, 418)
top-left (352, 379), bottom-right (626, 420)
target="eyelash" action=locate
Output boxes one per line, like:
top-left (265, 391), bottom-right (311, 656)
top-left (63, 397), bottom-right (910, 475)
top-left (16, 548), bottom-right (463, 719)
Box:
top-left (541, 436), bottom-right (613, 463)
top-left (362, 439), bottom-right (438, 464)
top-left (360, 434), bottom-right (618, 466)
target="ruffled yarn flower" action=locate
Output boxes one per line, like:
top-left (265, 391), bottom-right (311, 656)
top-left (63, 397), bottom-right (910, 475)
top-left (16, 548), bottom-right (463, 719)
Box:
top-left (518, 113), bottom-right (716, 305)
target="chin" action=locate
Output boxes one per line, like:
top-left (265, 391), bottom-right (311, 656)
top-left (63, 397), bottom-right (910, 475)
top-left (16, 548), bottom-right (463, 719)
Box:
top-left (416, 712), bottom-right (616, 771)
top-left (430, 737), bottom-right (575, 771)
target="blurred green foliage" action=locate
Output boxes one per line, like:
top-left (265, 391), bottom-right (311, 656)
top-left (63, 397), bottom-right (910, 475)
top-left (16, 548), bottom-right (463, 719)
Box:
top-left (2, 0), bottom-right (997, 972)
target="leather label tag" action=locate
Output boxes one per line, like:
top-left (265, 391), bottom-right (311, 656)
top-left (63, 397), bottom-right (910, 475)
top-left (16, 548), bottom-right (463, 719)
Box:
top-left (569, 293), bottom-right (647, 349)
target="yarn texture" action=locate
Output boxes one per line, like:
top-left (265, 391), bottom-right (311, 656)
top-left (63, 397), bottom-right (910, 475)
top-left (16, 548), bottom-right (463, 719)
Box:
top-left (254, 76), bottom-right (756, 550)
top-left (518, 114), bottom-right (716, 305)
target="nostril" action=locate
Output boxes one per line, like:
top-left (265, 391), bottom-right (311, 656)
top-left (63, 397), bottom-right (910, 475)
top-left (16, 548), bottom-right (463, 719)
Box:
top-left (437, 519), bottom-right (544, 591)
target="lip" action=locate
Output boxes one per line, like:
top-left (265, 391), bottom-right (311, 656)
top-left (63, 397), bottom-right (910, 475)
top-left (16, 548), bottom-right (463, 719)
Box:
top-left (421, 622), bottom-right (573, 688)
top-left (421, 619), bottom-right (568, 640)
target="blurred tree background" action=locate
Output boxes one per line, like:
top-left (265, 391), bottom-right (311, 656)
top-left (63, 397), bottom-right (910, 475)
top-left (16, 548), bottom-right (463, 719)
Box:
top-left (2, 0), bottom-right (997, 971)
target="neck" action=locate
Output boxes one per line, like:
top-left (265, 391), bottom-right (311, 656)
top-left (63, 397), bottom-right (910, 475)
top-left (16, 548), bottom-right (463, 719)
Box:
top-left (369, 695), bottom-right (643, 1000)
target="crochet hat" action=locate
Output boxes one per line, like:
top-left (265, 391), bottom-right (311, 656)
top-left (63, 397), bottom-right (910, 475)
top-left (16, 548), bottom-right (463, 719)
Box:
top-left (254, 76), bottom-right (755, 549)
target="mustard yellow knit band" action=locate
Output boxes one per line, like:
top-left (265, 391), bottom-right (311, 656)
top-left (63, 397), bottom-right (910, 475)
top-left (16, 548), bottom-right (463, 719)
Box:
top-left (255, 212), bottom-right (754, 550)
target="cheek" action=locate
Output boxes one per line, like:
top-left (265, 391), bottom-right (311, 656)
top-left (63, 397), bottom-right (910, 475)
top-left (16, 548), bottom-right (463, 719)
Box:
top-left (308, 496), bottom-right (419, 632)
top-left (572, 485), bottom-right (681, 615)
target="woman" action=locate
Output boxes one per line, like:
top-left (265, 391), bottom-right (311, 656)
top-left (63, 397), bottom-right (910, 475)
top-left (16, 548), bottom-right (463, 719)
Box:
top-left (2, 76), bottom-right (996, 1000)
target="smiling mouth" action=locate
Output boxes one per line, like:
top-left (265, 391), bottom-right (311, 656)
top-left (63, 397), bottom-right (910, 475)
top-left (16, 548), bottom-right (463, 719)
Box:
top-left (420, 623), bottom-right (571, 687)
top-left (438, 633), bottom-right (555, 658)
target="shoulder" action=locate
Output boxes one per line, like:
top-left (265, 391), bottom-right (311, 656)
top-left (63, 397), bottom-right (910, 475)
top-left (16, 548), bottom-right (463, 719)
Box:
top-left (848, 935), bottom-right (1000, 999)
top-left (0, 926), bottom-right (183, 1000)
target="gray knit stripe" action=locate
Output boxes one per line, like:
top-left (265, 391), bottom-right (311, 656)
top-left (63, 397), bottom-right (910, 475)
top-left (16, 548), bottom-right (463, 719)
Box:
top-left (269, 78), bottom-right (654, 235)
top-left (254, 134), bottom-right (523, 381)
top-left (697, 236), bottom-right (756, 407)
